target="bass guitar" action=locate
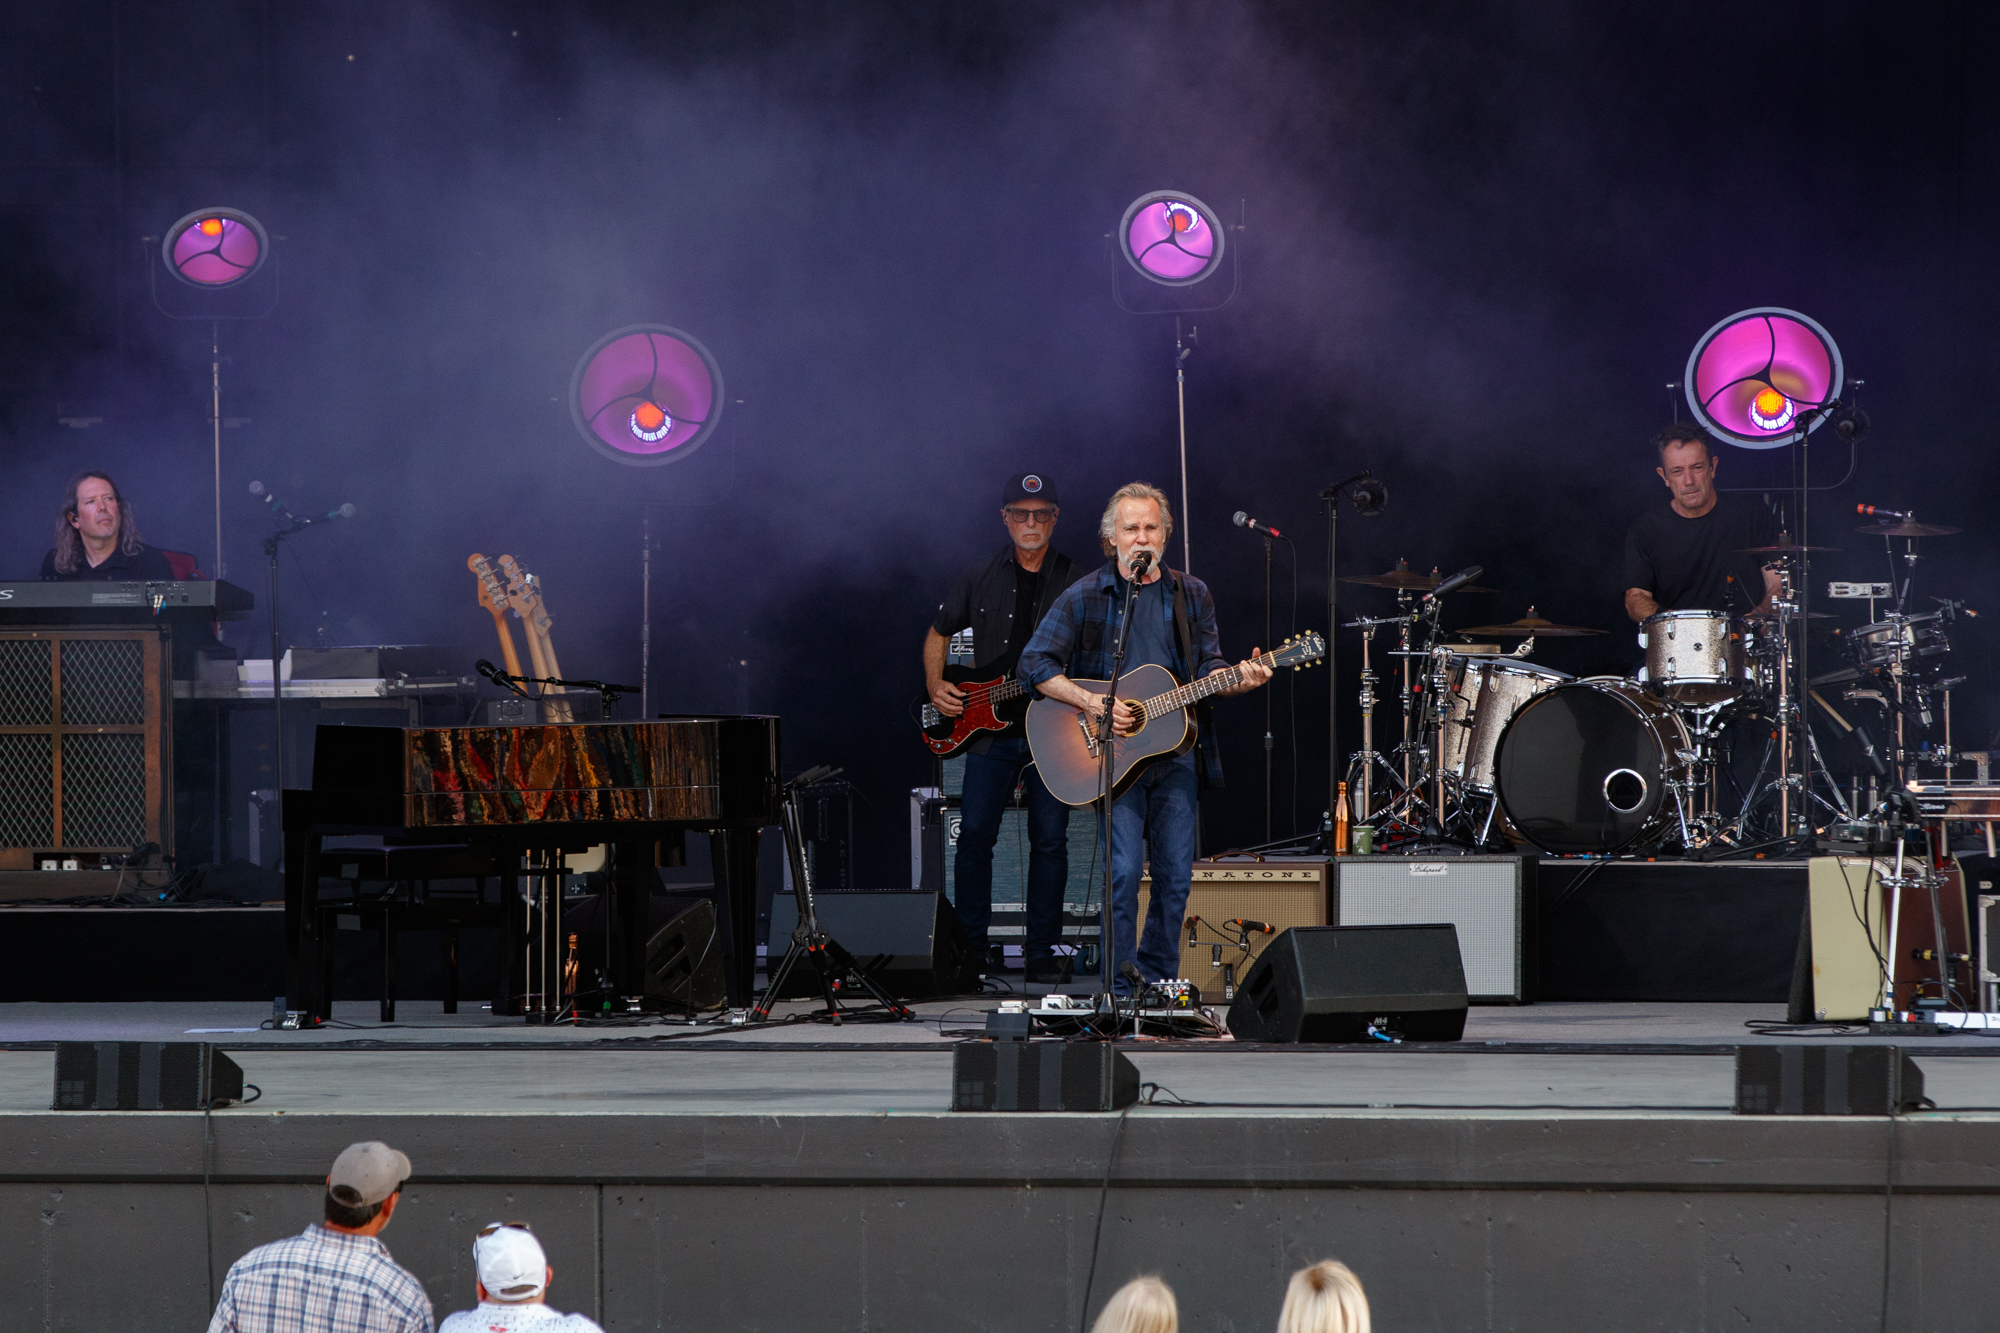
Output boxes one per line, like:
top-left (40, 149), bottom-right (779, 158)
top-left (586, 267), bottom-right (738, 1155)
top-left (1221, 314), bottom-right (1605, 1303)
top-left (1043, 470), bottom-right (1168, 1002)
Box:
top-left (1024, 633), bottom-right (1326, 806)
top-left (917, 665), bottom-right (1034, 757)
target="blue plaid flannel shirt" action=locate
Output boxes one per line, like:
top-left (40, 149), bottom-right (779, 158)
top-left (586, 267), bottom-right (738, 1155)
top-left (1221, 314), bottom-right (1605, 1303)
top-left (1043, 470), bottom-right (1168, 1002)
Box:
top-left (1019, 560), bottom-right (1228, 785)
top-left (208, 1224), bottom-right (434, 1333)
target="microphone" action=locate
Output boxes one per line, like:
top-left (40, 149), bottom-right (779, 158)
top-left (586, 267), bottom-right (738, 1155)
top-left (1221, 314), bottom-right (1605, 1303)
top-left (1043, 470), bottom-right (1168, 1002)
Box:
top-left (1128, 550), bottom-right (1154, 580)
top-left (327, 502), bottom-right (357, 521)
top-left (1425, 565), bottom-right (1484, 601)
top-left (1857, 504), bottom-right (1911, 520)
top-left (1230, 918), bottom-right (1273, 935)
top-left (248, 480), bottom-right (290, 516)
top-left (1233, 511), bottom-right (1284, 539)
top-left (475, 658), bottom-right (509, 684)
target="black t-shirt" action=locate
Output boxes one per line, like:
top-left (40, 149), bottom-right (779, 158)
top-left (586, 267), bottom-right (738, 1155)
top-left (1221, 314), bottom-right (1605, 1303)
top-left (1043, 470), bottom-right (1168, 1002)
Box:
top-left (1621, 496), bottom-right (1776, 614)
top-left (39, 543), bottom-right (178, 582)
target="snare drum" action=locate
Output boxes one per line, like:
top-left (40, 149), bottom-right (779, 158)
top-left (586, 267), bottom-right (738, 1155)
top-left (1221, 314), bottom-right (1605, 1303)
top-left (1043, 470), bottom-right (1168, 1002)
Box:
top-left (1640, 609), bottom-right (1749, 704)
top-left (1440, 657), bottom-right (1570, 791)
top-left (1494, 677), bottom-right (1691, 856)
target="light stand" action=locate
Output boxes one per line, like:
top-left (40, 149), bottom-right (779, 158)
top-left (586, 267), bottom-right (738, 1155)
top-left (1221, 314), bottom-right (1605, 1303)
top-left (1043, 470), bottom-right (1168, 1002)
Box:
top-left (1263, 533), bottom-right (1273, 842)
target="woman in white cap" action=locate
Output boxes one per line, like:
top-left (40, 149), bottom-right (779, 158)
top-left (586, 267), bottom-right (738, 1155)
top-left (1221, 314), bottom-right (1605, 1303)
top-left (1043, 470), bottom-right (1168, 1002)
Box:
top-left (438, 1222), bottom-right (603, 1333)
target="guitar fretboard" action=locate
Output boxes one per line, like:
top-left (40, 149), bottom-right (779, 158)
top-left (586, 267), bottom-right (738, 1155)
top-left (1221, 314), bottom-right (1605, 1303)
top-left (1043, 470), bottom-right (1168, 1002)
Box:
top-left (1133, 647), bottom-right (1285, 722)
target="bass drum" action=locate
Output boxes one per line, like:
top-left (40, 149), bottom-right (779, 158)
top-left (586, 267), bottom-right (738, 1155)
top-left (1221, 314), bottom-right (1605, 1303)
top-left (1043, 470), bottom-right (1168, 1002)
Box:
top-left (1494, 677), bottom-right (1690, 856)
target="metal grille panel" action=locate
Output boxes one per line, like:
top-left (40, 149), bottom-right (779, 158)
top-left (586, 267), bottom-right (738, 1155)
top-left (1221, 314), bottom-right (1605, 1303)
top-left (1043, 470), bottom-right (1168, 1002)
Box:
top-left (62, 733), bottom-right (147, 848)
top-left (0, 734), bottom-right (54, 847)
top-left (61, 640), bottom-right (146, 726)
top-left (0, 639), bottom-right (52, 726)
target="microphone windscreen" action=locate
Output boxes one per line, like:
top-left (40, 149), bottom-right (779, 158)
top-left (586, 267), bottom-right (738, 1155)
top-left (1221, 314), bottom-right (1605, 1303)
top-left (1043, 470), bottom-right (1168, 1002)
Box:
top-left (338, 503), bottom-right (357, 519)
top-left (248, 480), bottom-right (266, 496)
top-left (1233, 511), bottom-right (1249, 526)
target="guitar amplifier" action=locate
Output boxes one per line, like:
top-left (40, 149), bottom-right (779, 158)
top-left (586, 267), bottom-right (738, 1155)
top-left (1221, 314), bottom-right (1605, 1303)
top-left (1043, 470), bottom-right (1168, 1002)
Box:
top-left (0, 629), bottom-right (170, 870)
top-left (1334, 855), bottom-right (1533, 1003)
top-left (1137, 859), bottom-right (1330, 999)
top-left (911, 772), bottom-right (1101, 941)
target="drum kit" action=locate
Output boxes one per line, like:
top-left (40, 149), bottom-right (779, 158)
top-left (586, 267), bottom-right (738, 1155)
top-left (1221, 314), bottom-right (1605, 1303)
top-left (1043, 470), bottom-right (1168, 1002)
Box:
top-left (1337, 509), bottom-right (1977, 858)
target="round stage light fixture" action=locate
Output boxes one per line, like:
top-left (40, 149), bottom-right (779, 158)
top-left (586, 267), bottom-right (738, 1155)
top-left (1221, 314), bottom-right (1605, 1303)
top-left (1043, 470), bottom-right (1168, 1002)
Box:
top-left (569, 325), bottom-right (724, 466)
top-left (161, 207), bottom-right (269, 288)
top-left (1683, 307), bottom-right (1842, 449)
top-left (1119, 191), bottom-right (1226, 287)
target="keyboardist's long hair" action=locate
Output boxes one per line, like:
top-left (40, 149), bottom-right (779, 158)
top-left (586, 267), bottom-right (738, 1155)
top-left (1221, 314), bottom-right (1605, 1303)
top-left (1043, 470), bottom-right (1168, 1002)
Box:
top-left (51, 471), bottom-right (144, 574)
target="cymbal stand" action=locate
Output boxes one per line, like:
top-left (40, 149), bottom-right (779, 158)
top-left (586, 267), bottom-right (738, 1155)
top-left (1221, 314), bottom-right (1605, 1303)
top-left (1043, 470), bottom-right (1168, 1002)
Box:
top-left (1342, 614), bottom-right (1406, 823)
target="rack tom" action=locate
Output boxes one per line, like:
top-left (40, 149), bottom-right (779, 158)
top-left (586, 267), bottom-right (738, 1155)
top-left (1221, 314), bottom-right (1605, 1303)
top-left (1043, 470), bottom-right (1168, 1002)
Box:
top-left (1639, 609), bottom-right (1749, 704)
top-left (1441, 657), bottom-right (1570, 791)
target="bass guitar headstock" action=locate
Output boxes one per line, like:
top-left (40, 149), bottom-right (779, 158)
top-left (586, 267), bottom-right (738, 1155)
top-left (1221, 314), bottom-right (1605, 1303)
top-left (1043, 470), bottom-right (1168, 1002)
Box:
top-left (468, 553), bottom-right (510, 618)
top-left (496, 554), bottom-right (547, 625)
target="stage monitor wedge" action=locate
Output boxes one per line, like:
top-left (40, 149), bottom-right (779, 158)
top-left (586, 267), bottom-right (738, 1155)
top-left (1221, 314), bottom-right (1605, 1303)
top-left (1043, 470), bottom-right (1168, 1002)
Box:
top-left (53, 1042), bottom-right (244, 1110)
top-left (1226, 925), bottom-right (1469, 1043)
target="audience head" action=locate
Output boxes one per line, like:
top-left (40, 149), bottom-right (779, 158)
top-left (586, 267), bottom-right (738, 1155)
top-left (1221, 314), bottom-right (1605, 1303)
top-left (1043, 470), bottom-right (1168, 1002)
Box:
top-left (1276, 1260), bottom-right (1370, 1333)
top-left (475, 1223), bottom-right (552, 1304)
top-left (323, 1140), bottom-right (412, 1232)
top-left (1090, 1275), bottom-right (1177, 1333)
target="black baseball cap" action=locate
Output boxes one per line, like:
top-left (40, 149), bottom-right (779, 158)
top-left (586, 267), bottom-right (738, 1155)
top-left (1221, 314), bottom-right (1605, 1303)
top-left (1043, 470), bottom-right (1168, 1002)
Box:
top-left (1002, 473), bottom-right (1058, 505)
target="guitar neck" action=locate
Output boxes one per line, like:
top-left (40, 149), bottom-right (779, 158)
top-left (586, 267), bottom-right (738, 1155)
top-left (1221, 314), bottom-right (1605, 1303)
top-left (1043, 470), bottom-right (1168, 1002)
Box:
top-left (1137, 649), bottom-right (1277, 719)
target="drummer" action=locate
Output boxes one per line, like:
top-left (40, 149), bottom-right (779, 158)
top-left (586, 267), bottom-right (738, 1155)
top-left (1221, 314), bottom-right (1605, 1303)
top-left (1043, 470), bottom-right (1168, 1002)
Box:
top-left (1623, 423), bottom-right (1780, 623)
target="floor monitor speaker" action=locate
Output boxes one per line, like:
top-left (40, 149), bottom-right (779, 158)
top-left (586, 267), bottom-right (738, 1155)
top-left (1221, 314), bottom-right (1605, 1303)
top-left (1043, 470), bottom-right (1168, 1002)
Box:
top-left (1735, 1045), bottom-right (1926, 1115)
top-left (53, 1041), bottom-right (244, 1109)
top-left (768, 891), bottom-right (976, 999)
top-left (644, 898), bottom-right (728, 1011)
top-left (952, 1040), bottom-right (1140, 1111)
top-left (1226, 924), bottom-right (1469, 1042)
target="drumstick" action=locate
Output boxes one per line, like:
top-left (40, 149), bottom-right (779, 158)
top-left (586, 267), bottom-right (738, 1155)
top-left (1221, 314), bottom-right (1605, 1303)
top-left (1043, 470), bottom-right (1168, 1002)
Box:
top-left (1807, 690), bottom-right (1854, 733)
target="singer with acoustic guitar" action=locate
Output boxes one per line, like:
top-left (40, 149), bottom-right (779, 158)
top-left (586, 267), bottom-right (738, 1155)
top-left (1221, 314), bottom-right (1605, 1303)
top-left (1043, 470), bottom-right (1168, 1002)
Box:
top-left (1018, 482), bottom-right (1273, 993)
top-left (922, 472), bottom-right (1084, 982)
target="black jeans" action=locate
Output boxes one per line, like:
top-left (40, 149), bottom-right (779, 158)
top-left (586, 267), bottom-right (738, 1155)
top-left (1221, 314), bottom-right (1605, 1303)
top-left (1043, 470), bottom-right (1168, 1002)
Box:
top-left (952, 737), bottom-right (1069, 957)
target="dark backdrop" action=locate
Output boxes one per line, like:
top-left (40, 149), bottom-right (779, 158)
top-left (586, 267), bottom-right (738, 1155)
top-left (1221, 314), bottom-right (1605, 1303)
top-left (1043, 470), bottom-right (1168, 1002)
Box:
top-left (4, 1), bottom-right (1998, 881)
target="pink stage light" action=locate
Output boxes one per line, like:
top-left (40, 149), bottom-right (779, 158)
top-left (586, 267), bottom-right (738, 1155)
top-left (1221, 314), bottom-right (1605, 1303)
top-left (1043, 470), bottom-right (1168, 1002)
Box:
top-left (569, 325), bottom-right (724, 466)
top-left (1119, 191), bottom-right (1225, 286)
top-left (1684, 308), bottom-right (1842, 450)
top-left (162, 208), bottom-right (268, 288)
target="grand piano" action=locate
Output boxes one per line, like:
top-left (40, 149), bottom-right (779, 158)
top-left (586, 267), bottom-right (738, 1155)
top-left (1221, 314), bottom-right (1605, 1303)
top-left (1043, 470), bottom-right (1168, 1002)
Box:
top-left (286, 715), bottom-right (781, 1020)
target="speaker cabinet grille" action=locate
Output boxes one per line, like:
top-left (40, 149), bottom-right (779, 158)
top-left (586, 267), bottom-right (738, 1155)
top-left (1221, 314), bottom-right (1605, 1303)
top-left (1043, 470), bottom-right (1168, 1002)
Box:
top-left (0, 640), bottom-right (51, 725)
top-left (0, 734), bottom-right (54, 845)
top-left (61, 639), bottom-right (147, 725)
top-left (1336, 856), bottom-right (1531, 1002)
top-left (62, 733), bottom-right (149, 848)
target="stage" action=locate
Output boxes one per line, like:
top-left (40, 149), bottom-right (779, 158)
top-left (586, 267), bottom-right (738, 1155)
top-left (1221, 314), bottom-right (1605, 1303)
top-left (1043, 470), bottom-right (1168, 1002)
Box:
top-left (6, 998), bottom-right (2000, 1332)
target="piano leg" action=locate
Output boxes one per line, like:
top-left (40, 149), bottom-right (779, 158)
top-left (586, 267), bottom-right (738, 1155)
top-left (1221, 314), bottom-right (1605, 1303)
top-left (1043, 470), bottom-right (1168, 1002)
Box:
top-left (710, 827), bottom-right (762, 1008)
top-left (283, 823), bottom-right (327, 1021)
top-left (613, 839), bottom-right (655, 1002)
top-left (495, 865), bottom-right (521, 1018)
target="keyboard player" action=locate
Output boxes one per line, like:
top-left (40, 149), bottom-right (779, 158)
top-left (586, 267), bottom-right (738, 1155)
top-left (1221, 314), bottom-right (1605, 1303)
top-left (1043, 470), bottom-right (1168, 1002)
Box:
top-left (41, 471), bottom-right (178, 581)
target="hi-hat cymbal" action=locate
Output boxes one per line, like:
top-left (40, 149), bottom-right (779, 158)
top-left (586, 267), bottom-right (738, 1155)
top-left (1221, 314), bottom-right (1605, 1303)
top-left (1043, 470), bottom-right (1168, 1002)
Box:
top-left (1858, 520), bottom-right (1961, 538)
top-left (1737, 542), bottom-right (1838, 555)
top-left (1456, 607), bottom-right (1605, 637)
top-left (1338, 560), bottom-right (1493, 592)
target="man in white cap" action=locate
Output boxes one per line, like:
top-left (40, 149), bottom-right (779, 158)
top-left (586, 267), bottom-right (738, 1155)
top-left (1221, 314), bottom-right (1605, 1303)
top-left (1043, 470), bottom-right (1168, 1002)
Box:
top-left (208, 1140), bottom-right (432, 1333)
top-left (439, 1222), bottom-right (602, 1332)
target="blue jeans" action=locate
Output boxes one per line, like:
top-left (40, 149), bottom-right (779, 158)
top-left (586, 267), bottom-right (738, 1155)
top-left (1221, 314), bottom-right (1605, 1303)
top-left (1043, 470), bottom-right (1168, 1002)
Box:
top-left (1107, 756), bottom-right (1199, 989)
top-left (953, 737), bottom-right (1069, 956)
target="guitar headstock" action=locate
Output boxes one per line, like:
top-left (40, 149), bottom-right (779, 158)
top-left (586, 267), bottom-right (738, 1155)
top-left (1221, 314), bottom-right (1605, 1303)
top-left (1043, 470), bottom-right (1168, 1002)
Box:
top-left (496, 554), bottom-right (543, 620)
top-left (468, 553), bottom-right (511, 617)
top-left (1272, 632), bottom-right (1327, 670)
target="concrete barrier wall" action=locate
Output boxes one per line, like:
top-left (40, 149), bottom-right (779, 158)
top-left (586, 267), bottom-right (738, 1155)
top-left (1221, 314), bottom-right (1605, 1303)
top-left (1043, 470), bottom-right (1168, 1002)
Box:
top-left (5, 1111), bottom-right (1997, 1331)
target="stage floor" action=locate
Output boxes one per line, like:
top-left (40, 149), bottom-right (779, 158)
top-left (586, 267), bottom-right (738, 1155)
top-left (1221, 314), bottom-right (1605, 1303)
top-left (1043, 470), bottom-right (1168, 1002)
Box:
top-left (6, 999), bottom-right (2000, 1117)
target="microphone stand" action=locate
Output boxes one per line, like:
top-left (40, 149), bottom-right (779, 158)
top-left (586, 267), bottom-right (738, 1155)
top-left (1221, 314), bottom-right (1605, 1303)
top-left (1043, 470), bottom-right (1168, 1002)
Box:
top-left (1096, 556), bottom-right (1147, 1025)
top-left (1318, 472), bottom-right (1380, 852)
top-left (1263, 533), bottom-right (1273, 845)
top-left (486, 669), bottom-right (640, 721)
top-left (261, 508), bottom-right (345, 809)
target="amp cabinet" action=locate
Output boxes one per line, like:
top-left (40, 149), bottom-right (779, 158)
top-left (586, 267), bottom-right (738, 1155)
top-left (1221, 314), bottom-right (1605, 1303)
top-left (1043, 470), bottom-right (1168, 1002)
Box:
top-left (0, 629), bottom-right (170, 870)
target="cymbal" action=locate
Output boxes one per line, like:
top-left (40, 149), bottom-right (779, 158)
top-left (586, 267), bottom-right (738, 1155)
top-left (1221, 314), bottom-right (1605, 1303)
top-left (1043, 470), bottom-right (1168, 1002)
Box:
top-left (1858, 520), bottom-right (1961, 538)
top-left (1737, 542), bottom-right (1838, 555)
top-left (1338, 560), bottom-right (1493, 592)
top-left (1744, 609), bottom-right (1835, 622)
top-left (1456, 608), bottom-right (1606, 638)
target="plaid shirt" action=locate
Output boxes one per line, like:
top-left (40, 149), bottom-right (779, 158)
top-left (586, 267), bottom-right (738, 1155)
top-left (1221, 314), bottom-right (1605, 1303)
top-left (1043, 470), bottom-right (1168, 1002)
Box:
top-left (1019, 560), bottom-right (1228, 784)
top-left (209, 1224), bottom-right (434, 1333)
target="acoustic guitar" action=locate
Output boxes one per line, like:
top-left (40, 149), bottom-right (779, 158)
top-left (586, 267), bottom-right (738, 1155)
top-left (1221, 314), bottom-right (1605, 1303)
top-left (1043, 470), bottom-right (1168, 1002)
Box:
top-left (917, 666), bottom-right (1034, 757)
top-left (1024, 633), bottom-right (1326, 806)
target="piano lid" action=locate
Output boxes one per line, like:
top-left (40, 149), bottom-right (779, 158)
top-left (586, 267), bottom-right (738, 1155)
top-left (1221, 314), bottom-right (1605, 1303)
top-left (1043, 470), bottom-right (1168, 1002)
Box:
top-left (310, 718), bottom-right (780, 829)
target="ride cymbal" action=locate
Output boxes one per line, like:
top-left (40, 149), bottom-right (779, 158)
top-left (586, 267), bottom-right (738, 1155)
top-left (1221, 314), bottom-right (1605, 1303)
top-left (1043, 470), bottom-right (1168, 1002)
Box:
top-left (1456, 607), bottom-right (1606, 637)
top-left (1857, 520), bottom-right (1961, 538)
top-left (1338, 560), bottom-right (1493, 592)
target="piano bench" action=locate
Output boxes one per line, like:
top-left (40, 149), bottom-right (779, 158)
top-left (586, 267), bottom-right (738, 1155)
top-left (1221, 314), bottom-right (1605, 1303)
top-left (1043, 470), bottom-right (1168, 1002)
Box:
top-left (318, 899), bottom-right (508, 1022)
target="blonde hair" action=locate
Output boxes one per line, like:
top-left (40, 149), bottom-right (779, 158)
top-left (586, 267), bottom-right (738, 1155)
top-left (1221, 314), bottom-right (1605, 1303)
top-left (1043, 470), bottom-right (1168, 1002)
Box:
top-left (1276, 1260), bottom-right (1370, 1333)
top-left (1090, 1275), bottom-right (1178, 1333)
top-left (1098, 482), bottom-right (1174, 558)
